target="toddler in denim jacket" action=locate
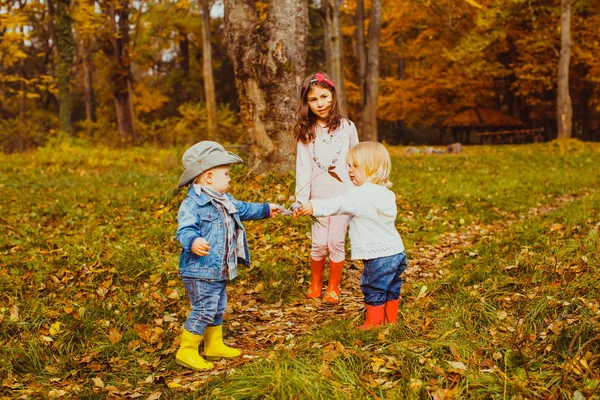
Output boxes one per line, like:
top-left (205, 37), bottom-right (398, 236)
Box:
top-left (175, 141), bottom-right (280, 371)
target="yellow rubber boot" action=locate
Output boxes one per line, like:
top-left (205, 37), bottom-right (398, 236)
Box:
top-left (175, 329), bottom-right (214, 371)
top-left (204, 325), bottom-right (241, 360)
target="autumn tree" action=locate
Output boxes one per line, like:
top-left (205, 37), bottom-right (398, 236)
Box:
top-left (72, 0), bottom-right (99, 136)
top-left (355, 0), bottom-right (381, 141)
top-left (201, 0), bottom-right (218, 140)
top-left (98, 0), bottom-right (137, 143)
top-left (224, 0), bottom-right (308, 172)
top-left (321, 0), bottom-right (347, 115)
top-left (557, 0), bottom-right (572, 139)
top-left (48, 0), bottom-right (76, 135)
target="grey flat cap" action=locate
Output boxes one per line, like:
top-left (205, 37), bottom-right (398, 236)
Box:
top-left (178, 141), bottom-right (243, 188)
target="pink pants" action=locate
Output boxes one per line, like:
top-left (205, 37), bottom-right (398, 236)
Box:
top-left (310, 215), bottom-right (349, 263)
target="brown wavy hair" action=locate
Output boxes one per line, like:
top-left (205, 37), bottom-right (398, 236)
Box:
top-left (294, 72), bottom-right (344, 144)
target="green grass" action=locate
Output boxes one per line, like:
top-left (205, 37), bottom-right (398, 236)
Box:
top-left (1, 139), bottom-right (599, 398)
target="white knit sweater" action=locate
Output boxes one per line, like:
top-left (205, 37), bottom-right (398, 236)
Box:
top-left (311, 182), bottom-right (405, 260)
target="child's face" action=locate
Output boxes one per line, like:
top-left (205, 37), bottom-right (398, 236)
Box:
top-left (307, 86), bottom-right (333, 123)
top-left (207, 165), bottom-right (231, 194)
top-left (348, 162), bottom-right (366, 186)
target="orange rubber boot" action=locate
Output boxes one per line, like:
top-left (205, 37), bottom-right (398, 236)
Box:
top-left (323, 260), bottom-right (344, 304)
top-left (384, 300), bottom-right (399, 324)
top-left (360, 304), bottom-right (385, 330)
top-left (306, 258), bottom-right (326, 298)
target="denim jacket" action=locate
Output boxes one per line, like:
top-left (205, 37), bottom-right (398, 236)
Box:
top-left (177, 186), bottom-right (270, 280)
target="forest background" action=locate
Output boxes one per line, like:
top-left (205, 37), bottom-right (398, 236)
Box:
top-left (2, 0), bottom-right (600, 398)
top-left (1, 0), bottom-right (600, 160)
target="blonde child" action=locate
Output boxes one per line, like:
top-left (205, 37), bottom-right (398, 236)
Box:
top-left (175, 141), bottom-right (281, 370)
top-left (294, 72), bottom-right (359, 303)
top-left (294, 142), bottom-right (407, 329)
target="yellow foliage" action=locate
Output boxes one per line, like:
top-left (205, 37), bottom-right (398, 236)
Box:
top-left (134, 84), bottom-right (170, 115)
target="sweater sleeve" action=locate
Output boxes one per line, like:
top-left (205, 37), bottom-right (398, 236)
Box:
top-left (295, 141), bottom-right (312, 205)
top-left (311, 190), bottom-right (360, 218)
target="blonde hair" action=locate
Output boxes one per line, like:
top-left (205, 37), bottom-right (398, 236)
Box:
top-left (347, 142), bottom-right (392, 188)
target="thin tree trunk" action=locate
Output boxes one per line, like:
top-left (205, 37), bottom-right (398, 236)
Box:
top-left (322, 0), bottom-right (347, 116)
top-left (201, 0), bottom-right (218, 141)
top-left (101, 0), bottom-right (137, 143)
top-left (179, 32), bottom-right (190, 75)
top-left (49, 0), bottom-right (75, 135)
top-left (224, 0), bottom-right (307, 173)
top-left (362, 0), bottom-right (382, 142)
top-left (557, 0), bottom-right (572, 139)
top-left (81, 42), bottom-right (96, 136)
top-left (355, 0), bottom-right (366, 134)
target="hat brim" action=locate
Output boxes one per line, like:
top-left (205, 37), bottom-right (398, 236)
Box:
top-left (178, 152), bottom-right (243, 188)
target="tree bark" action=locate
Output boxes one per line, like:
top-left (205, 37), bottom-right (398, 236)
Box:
top-left (557, 0), bottom-right (572, 139)
top-left (201, 0), bottom-right (219, 141)
top-left (100, 0), bottom-right (137, 143)
top-left (49, 0), bottom-right (75, 135)
top-left (355, 0), bottom-right (366, 134)
top-left (224, 0), bottom-right (307, 173)
top-left (322, 0), bottom-right (347, 116)
top-left (179, 32), bottom-right (190, 75)
top-left (361, 0), bottom-right (382, 142)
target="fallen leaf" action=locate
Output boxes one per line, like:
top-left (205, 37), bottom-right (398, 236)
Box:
top-left (447, 360), bottom-right (467, 374)
top-left (49, 321), bottom-right (61, 335)
top-left (135, 324), bottom-right (152, 342)
top-left (109, 328), bottom-right (123, 344)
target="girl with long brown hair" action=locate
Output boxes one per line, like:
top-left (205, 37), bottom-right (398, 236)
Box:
top-left (294, 72), bottom-right (359, 304)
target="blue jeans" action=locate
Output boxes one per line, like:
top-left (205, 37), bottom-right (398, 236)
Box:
top-left (361, 252), bottom-right (407, 306)
top-left (181, 277), bottom-right (227, 335)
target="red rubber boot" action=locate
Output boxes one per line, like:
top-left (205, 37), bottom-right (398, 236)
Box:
top-left (306, 258), bottom-right (326, 298)
top-left (360, 304), bottom-right (385, 330)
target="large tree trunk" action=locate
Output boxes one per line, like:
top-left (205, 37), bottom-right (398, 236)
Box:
top-left (100, 0), bottom-right (137, 143)
top-left (201, 0), bottom-right (219, 141)
top-left (322, 0), bottom-right (347, 116)
top-left (355, 0), bottom-right (366, 134)
top-left (49, 0), bottom-right (75, 135)
top-left (361, 0), bottom-right (382, 142)
top-left (224, 0), bottom-right (307, 173)
top-left (557, 0), bottom-right (572, 139)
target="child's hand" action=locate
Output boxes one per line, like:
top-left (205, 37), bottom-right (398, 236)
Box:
top-left (191, 238), bottom-right (210, 256)
top-left (268, 203), bottom-right (282, 218)
top-left (293, 202), bottom-right (314, 218)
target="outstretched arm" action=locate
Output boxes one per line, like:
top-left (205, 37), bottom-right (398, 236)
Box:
top-left (294, 189), bottom-right (360, 219)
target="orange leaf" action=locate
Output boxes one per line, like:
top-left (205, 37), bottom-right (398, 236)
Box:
top-left (134, 324), bottom-right (152, 342)
top-left (328, 170), bottom-right (342, 182)
top-left (109, 328), bottom-right (123, 344)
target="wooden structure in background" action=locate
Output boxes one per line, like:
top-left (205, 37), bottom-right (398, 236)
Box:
top-left (442, 108), bottom-right (523, 144)
top-left (477, 128), bottom-right (545, 144)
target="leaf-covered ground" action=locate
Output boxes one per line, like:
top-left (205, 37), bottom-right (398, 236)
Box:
top-left (1, 140), bottom-right (599, 399)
